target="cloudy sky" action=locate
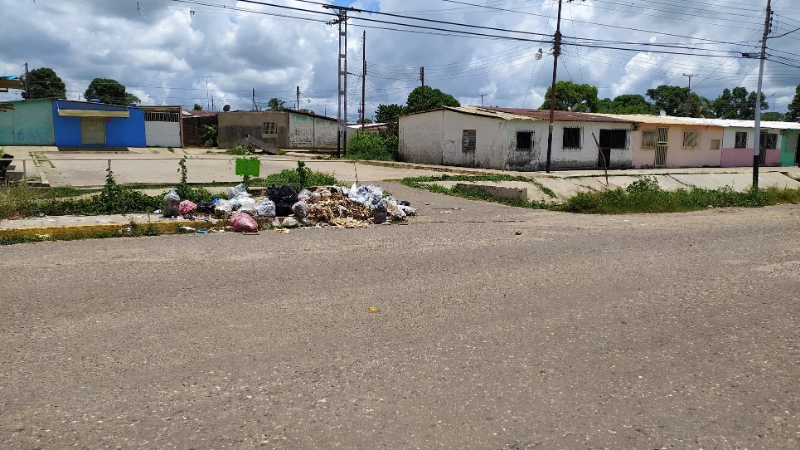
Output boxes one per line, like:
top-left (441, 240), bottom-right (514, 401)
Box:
top-left (1, 0), bottom-right (799, 121)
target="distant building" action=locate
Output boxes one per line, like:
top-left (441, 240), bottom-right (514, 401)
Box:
top-left (217, 109), bottom-right (338, 151)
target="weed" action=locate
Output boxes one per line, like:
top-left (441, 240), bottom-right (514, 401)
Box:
top-left (250, 164), bottom-right (340, 188)
top-left (167, 147), bottom-right (175, 153)
top-left (226, 145), bottom-right (251, 155)
top-left (346, 133), bottom-right (399, 161)
top-left (202, 124), bottom-right (218, 147)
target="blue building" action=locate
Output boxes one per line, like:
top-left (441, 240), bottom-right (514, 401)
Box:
top-left (0, 99), bottom-right (146, 149)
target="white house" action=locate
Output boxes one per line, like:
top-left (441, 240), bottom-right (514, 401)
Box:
top-left (398, 106), bottom-right (635, 171)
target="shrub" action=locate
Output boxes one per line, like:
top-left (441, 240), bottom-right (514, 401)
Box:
top-left (346, 132), bottom-right (399, 161)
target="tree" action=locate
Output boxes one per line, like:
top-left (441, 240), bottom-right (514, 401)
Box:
top-left (357, 117), bottom-right (373, 124)
top-left (193, 103), bottom-right (203, 111)
top-left (21, 67), bottom-right (66, 100)
top-left (761, 112), bottom-right (785, 122)
top-left (711, 87), bottom-right (768, 120)
top-left (405, 86), bottom-right (460, 114)
top-left (267, 98), bottom-right (285, 111)
top-left (788, 84), bottom-right (800, 122)
top-left (596, 94), bottom-right (657, 115)
top-left (539, 81), bottom-right (599, 112)
top-left (646, 85), bottom-right (689, 116)
top-left (375, 104), bottom-right (404, 124)
top-left (84, 78), bottom-right (138, 105)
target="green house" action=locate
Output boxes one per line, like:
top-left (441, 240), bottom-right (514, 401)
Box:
top-left (779, 129), bottom-right (799, 167)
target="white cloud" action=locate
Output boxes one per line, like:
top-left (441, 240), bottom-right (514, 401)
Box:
top-left (0, 0), bottom-right (797, 118)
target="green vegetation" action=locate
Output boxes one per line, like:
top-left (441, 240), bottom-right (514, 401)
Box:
top-left (226, 145), bottom-right (251, 155)
top-left (346, 132), bottom-right (399, 161)
top-left (251, 161), bottom-right (340, 188)
top-left (84, 77), bottom-right (140, 105)
top-left (401, 174), bottom-right (800, 214)
top-left (202, 124), bottom-right (218, 147)
top-left (21, 67), bottom-right (66, 100)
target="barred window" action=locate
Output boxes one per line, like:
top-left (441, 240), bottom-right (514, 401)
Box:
top-left (562, 127), bottom-right (581, 149)
top-left (682, 130), bottom-right (699, 149)
top-left (710, 139), bottom-right (721, 150)
top-left (462, 130), bottom-right (476, 153)
top-left (264, 122), bottom-right (277, 134)
top-left (734, 132), bottom-right (748, 148)
top-left (760, 132), bottom-right (778, 150)
top-left (516, 131), bottom-right (533, 151)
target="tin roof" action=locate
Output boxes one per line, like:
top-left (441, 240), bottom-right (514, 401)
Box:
top-left (676, 117), bottom-right (800, 130)
top-left (478, 107), bottom-right (636, 124)
top-left (592, 113), bottom-right (703, 126)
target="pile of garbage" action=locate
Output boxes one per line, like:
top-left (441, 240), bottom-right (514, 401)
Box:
top-left (160, 183), bottom-right (415, 232)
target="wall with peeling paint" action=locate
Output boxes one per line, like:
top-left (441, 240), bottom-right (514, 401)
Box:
top-left (399, 110), bottom-right (445, 165)
top-left (289, 113), bottom-right (338, 149)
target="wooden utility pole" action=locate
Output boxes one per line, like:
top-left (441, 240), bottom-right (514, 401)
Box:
top-left (545, 0), bottom-right (565, 173)
top-left (752, 0), bottom-right (772, 188)
top-left (361, 30), bottom-right (366, 131)
top-left (683, 73), bottom-right (698, 116)
top-left (296, 86), bottom-right (300, 110)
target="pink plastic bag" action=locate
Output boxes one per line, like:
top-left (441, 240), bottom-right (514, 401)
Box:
top-left (231, 212), bottom-right (258, 232)
top-left (179, 200), bottom-right (197, 215)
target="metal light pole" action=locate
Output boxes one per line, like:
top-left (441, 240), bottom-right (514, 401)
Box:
top-left (752, 0), bottom-right (772, 188)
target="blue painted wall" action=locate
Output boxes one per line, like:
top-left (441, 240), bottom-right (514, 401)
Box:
top-left (0, 99), bottom-right (56, 145)
top-left (52, 100), bottom-right (146, 147)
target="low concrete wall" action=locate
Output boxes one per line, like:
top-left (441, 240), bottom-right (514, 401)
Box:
top-left (721, 148), bottom-right (780, 167)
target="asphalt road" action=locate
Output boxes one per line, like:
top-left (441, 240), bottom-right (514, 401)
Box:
top-left (2, 183), bottom-right (799, 449)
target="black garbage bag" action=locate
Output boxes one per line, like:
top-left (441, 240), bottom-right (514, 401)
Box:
top-left (196, 200), bottom-right (216, 214)
top-left (267, 185), bottom-right (298, 216)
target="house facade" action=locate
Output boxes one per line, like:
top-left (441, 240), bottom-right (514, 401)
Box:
top-left (596, 114), bottom-right (724, 168)
top-left (0, 99), bottom-right (147, 148)
top-left (399, 106), bottom-right (635, 171)
top-left (217, 109), bottom-right (338, 150)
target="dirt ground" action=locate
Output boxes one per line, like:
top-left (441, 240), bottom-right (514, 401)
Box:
top-left (1, 182), bottom-right (799, 449)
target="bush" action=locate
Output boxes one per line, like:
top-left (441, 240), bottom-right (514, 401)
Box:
top-left (346, 132), bottom-right (399, 161)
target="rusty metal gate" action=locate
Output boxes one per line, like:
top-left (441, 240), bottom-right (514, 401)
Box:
top-left (81, 117), bottom-right (106, 145)
top-left (654, 127), bottom-right (668, 167)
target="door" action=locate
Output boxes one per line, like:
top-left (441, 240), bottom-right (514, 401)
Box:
top-left (81, 117), bottom-right (106, 145)
top-left (597, 130), bottom-right (612, 168)
top-left (654, 127), bottom-right (668, 167)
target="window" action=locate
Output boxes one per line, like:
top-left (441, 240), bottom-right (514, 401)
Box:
top-left (682, 130), bottom-right (699, 149)
top-left (599, 129), bottom-right (628, 149)
top-left (562, 127), bottom-right (581, 149)
top-left (641, 130), bottom-right (656, 150)
top-left (710, 139), bottom-right (721, 150)
top-left (462, 130), bottom-right (476, 153)
top-left (734, 132), bottom-right (748, 148)
top-left (264, 122), bottom-right (277, 134)
top-left (516, 131), bottom-right (533, 151)
top-left (760, 132), bottom-right (778, 150)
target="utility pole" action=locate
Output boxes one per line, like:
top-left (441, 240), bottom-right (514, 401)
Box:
top-left (361, 30), bottom-right (366, 131)
top-left (545, 0), bottom-right (565, 173)
top-left (252, 88), bottom-right (257, 111)
top-left (752, 0), bottom-right (772, 188)
top-left (325, 4), bottom-right (361, 157)
top-left (420, 67), bottom-right (425, 110)
top-left (477, 93), bottom-right (487, 107)
top-left (683, 73), bottom-right (698, 116)
top-left (24, 62), bottom-right (31, 99)
top-left (296, 86), bottom-right (300, 110)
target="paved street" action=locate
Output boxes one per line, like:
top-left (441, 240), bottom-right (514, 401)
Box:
top-left (2, 183), bottom-right (799, 448)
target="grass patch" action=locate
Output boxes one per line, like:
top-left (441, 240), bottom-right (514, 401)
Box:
top-left (346, 133), bottom-right (399, 161)
top-left (251, 162), bottom-right (341, 188)
top-left (401, 175), bottom-right (800, 214)
top-left (226, 145), bottom-right (252, 155)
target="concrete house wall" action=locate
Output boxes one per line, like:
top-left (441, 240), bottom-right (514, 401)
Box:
top-left (779, 130), bottom-right (799, 166)
top-left (399, 110), bottom-right (446, 165)
top-left (52, 101), bottom-right (146, 147)
top-left (217, 111), bottom-right (289, 149)
top-left (441, 109), bottom-right (507, 168)
top-left (288, 112), bottom-right (338, 149)
top-left (720, 127), bottom-right (781, 167)
top-left (631, 124), bottom-right (722, 168)
top-left (0, 99), bottom-right (56, 145)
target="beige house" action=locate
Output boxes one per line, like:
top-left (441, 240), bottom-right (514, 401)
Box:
top-left (596, 114), bottom-right (724, 168)
top-left (217, 109), bottom-right (338, 150)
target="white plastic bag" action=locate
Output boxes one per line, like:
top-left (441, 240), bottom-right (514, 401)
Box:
top-left (256, 199), bottom-right (276, 218)
top-left (214, 199), bottom-right (233, 217)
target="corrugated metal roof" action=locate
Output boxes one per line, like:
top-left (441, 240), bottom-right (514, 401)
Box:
top-left (592, 113), bottom-right (703, 126)
top-left (479, 107), bottom-right (636, 123)
top-left (676, 117), bottom-right (800, 130)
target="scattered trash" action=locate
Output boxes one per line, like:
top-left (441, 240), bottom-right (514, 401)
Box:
top-left (158, 183), bottom-right (419, 231)
top-left (96, 218), bottom-right (110, 223)
top-left (163, 188), bottom-right (181, 218)
top-left (179, 226), bottom-right (196, 232)
top-left (515, 231), bottom-right (522, 235)
top-left (231, 212), bottom-right (258, 232)
top-left (153, 209), bottom-right (162, 215)
top-left (179, 200), bottom-right (197, 216)
top-left (368, 307), bottom-right (379, 313)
